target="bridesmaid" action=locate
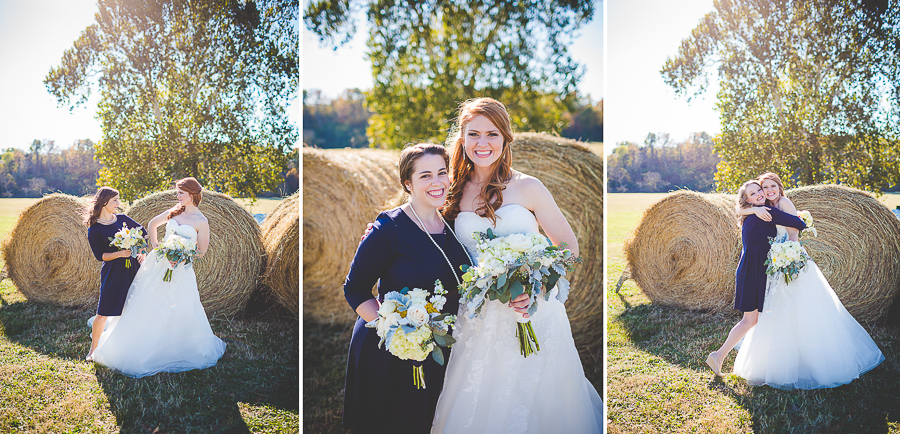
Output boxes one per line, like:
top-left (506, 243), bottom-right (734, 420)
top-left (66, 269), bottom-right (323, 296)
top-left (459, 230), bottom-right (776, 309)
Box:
top-left (342, 144), bottom-right (469, 433)
top-left (706, 180), bottom-right (806, 375)
top-left (85, 187), bottom-right (147, 361)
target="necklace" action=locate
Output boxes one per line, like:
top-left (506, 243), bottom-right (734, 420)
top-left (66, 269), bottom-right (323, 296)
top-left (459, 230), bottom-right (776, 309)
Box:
top-left (96, 214), bottom-right (116, 225)
top-left (408, 203), bottom-right (470, 286)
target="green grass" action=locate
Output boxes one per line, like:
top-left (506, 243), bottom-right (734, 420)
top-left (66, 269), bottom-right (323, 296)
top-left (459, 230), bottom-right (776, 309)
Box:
top-left (606, 192), bottom-right (900, 433)
top-left (0, 199), bottom-right (298, 432)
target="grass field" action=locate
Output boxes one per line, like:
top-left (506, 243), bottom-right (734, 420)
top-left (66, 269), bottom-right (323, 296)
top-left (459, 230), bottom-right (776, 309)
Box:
top-left (0, 197), bottom-right (298, 433)
top-left (606, 192), bottom-right (900, 433)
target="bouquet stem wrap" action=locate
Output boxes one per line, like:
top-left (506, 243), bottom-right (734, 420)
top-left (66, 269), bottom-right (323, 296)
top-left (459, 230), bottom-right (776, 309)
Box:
top-left (516, 316), bottom-right (540, 357)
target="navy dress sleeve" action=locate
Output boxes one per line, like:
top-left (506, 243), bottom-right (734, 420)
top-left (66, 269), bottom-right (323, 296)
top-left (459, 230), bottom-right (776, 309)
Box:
top-left (343, 212), bottom-right (396, 312)
top-left (87, 214), bottom-right (143, 316)
top-left (342, 207), bottom-right (468, 434)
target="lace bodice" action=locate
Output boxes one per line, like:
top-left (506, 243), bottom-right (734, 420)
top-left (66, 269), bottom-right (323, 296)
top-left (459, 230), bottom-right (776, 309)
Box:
top-left (455, 204), bottom-right (539, 265)
top-left (774, 225), bottom-right (788, 242)
top-left (164, 219), bottom-right (198, 242)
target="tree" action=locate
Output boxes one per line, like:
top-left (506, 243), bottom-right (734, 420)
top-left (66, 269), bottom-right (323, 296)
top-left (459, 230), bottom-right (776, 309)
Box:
top-left (305, 0), bottom-right (594, 148)
top-left (662, 0), bottom-right (900, 192)
top-left (45, 0), bottom-right (299, 200)
top-left (561, 97), bottom-right (603, 142)
top-left (303, 89), bottom-right (372, 148)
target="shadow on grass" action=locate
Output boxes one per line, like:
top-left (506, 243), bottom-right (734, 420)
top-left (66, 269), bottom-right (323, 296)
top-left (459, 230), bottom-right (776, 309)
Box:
top-left (617, 296), bottom-right (900, 433)
top-left (303, 317), bottom-right (354, 434)
top-left (0, 292), bottom-right (299, 433)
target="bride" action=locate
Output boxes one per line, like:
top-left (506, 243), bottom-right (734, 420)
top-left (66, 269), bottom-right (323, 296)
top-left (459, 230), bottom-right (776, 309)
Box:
top-left (89, 177), bottom-right (227, 378)
top-left (431, 98), bottom-right (603, 433)
top-left (729, 173), bottom-right (884, 389)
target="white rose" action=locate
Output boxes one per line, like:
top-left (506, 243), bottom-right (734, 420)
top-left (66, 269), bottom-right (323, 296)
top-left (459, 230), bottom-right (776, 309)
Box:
top-left (406, 305), bottom-right (429, 327)
top-left (408, 287), bottom-right (429, 302)
top-left (386, 312), bottom-right (402, 327)
top-left (376, 318), bottom-right (391, 337)
top-left (378, 300), bottom-right (399, 317)
top-left (505, 234), bottom-right (532, 253)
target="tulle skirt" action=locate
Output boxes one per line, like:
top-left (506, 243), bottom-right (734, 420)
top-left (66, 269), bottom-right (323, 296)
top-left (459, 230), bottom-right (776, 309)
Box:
top-left (432, 289), bottom-right (603, 433)
top-left (91, 253), bottom-right (226, 378)
top-left (733, 260), bottom-right (884, 389)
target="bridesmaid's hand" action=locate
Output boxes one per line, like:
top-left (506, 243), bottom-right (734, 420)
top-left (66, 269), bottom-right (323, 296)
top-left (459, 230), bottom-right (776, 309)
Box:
top-left (137, 253), bottom-right (147, 264)
top-left (753, 207), bottom-right (772, 222)
top-left (509, 293), bottom-right (531, 318)
top-left (360, 222), bottom-right (375, 242)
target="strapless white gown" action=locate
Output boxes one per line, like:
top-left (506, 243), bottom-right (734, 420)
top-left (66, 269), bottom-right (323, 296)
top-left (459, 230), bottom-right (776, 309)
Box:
top-left (432, 204), bottom-right (603, 433)
top-left (733, 225), bottom-right (884, 389)
top-left (91, 219), bottom-right (226, 378)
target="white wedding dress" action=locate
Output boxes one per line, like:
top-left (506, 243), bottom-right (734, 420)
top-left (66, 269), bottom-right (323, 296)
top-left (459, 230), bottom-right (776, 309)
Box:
top-left (733, 225), bottom-right (884, 389)
top-left (91, 219), bottom-right (227, 378)
top-left (432, 204), bottom-right (603, 433)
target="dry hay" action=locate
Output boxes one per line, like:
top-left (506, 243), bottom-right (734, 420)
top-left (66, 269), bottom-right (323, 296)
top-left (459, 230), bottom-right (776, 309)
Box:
top-left (260, 192), bottom-right (299, 316)
top-left (1, 194), bottom-right (101, 307)
top-left (302, 147), bottom-right (401, 322)
top-left (624, 185), bottom-right (900, 322)
top-left (511, 133), bottom-right (605, 345)
top-left (127, 189), bottom-right (265, 317)
top-left (785, 185), bottom-right (900, 323)
top-left (624, 191), bottom-right (742, 312)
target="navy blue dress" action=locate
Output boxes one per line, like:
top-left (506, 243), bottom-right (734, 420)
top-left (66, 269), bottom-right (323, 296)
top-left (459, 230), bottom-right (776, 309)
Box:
top-left (343, 207), bottom-right (469, 434)
top-left (87, 214), bottom-right (147, 316)
top-left (734, 208), bottom-right (806, 312)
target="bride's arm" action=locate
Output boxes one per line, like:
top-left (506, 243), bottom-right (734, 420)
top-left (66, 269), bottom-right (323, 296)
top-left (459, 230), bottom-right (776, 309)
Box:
top-left (519, 177), bottom-right (579, 257)
top-left (736, 206), bottom-right (773, 221)
top-left (195, 218), bottom-right (210, 259)
top-left (776, 197), bottom-right (800, 241)
top-left (147, 211), bottom-right (169, 249)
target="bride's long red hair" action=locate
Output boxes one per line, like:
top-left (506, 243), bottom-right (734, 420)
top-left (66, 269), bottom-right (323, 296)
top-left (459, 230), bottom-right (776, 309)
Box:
top-left (443, 98), bottom-right (514, 224)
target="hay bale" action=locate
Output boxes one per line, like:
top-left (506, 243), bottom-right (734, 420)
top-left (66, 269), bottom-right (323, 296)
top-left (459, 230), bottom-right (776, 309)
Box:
top-left (511, 133), bottom-right (605, 347)
top-left (1, 194), bottom-right (101, 307)
top-left (303, 147), bottom-right (401, 322)
top-left (260, 192), bottom-right (299, 316)
top-left (786, 185), bottom-right (900, 323)
top-left (624, 191), bottom-right (742, 312)
top-left (127, 190), bottom-right (265, 317)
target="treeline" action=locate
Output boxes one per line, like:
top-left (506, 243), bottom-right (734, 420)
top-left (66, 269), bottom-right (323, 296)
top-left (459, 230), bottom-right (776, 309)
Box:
top-left (1, 140), bottom-right (102, 197)
top-left (607, 132), bottom-right (720, 193)
top-left (303, 89), bottom-right (603, 148)
top-left (0, 139), bottom-right (299, 198)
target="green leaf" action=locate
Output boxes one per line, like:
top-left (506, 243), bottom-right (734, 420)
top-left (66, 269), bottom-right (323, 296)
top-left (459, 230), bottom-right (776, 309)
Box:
top-left (509, 279), bottom-right (525, 300)
top-left (432, 347), bottom-right (445, 365)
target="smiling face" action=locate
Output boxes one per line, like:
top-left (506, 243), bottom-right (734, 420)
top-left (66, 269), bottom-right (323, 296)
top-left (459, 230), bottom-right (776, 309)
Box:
top-left (745, 183), bottom-right (766, 206)
top-left (761, 178), bottom-right (782, 202)
top-left (405, 154), bottom-right (451, 209)
top-left (463, 114), bottom-right (504, 169)
top-left (175, 188), bottom-right (192, 207)
top-left (103, 194), bottom-right (121, 213)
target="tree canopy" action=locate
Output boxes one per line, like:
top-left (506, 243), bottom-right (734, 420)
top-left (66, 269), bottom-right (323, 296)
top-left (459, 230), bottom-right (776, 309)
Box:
top-left (304, 0), bottom-right (595, 148)
top-left (662, 0), bottom-right (900, 192)
top-left (45, 0), bottom-right (299, 200)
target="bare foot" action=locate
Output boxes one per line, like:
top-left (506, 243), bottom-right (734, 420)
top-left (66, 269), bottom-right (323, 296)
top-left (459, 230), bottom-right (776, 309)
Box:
top-left (705, 351), bottom-right (723, 376)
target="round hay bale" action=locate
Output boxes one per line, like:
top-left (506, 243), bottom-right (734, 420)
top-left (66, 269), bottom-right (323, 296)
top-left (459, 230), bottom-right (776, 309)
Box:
top-left (127, 189), bottom-right (265, 317)
top-left (624, 191), bottom-right (742, 312)
top-left (303, 147), bottom-right (401, 322)
top-left (260, 192), bottom-right (299, 316)
top-left (511, 133), bottom-right (605, 348)
top-left (785, 185), bottom-right (900, 323)
top-left (1, 194), bottom-right (100, 307)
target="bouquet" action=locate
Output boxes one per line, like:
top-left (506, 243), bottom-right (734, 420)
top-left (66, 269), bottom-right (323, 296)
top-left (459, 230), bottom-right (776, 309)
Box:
top-left (797, 210), bottom-right (817, 237)
top-left (458, 229), bottom-right (579, 357)
top-left (764, 239), bottom-right (811, 284)
top-left (108, 223), bottom-right (147, 268)
top-left (365, 280), bottom-right (456, 389)
top-left (155, 234), bottom-right (200, 282)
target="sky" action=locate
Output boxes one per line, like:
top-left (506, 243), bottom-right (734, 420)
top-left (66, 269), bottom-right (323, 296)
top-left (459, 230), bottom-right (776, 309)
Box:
top-left (303, 3), bottom-right (605, 105)
top-left (605, 0), bottom-right (720, 152)
top-left (0, 0), bottom-right (102, 150)
top-left (0, 0), bottom-right (299, 152)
